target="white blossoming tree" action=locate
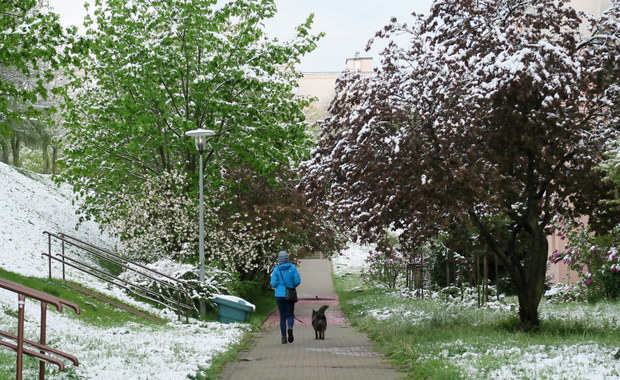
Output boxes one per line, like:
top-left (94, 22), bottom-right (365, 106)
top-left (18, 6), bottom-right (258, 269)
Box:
top-left (59, 0), bottom-right (326, 276)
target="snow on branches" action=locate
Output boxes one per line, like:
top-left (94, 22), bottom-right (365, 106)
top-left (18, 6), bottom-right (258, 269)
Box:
top-left (302, 0), bottom-right (619, 243)
top-left (300, 0), bottom-right (620, 326)
top-left (101, 168), bottom-right (284, 278)
top-left (59, 0), bottom-right (325, 279)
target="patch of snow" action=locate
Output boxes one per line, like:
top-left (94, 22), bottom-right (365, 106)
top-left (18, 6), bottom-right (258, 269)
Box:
top-left (214, 294), bottom-right (256, 311)
top-left (0, 163), bottom-right (247, 379)
top-left (331, 241), bottom-right (373, 276)
top-left (0, 163), bottom-right (113, 278)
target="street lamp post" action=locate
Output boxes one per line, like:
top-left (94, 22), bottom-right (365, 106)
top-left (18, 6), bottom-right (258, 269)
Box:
top-left (185, 128), bottom-right (216, 317)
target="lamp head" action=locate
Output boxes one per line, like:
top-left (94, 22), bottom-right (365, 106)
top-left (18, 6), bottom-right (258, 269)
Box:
top-left (185, 129), bottom-right (215, 153)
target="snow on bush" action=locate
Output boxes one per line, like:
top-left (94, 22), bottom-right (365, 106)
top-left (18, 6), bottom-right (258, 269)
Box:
top-left (103, 169), bottom-right (198, 262)
top-left (118, 258), bottom-right (234, 313)
top-left (331, 242), bottom-right (373, 276)
top-left (544, 283), bottom-right (587, 303)
top-left (362, 245), bottom-right (407, 289)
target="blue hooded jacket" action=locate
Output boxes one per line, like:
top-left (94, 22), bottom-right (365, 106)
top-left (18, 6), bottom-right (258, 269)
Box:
top-left (270, 262), bottom-right (301, 298)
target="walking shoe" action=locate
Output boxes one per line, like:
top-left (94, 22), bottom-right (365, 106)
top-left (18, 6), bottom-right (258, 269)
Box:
top-left (281, 336), bottom-right (287, 344)
top-left (287, 328), bottom-right (294, 343)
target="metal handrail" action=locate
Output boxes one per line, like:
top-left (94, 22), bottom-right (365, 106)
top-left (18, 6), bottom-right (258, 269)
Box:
top-left (53, 244), bottom-right (190, 303)
top-left (0, 277), bottom-right (80, 380)
top-left (57, 233), bottom-right (193, 293)
top-left (49, 253), bottom-right (194, 314)
top-left (0, 331), bottom-right (79, 366)
top-left (43, 231), bottom-right (196, 321)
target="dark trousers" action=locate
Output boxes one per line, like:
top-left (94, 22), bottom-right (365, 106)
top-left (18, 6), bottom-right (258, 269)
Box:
top-left (276, 297), bottom-right (295, 337)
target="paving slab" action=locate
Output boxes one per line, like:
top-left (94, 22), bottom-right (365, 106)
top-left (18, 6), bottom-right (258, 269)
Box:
top-left (221, 259), bottom-right (403, 380)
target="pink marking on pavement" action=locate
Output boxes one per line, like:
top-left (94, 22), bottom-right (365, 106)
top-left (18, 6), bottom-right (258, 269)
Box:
top-left (263, 298), bottom-right (348, 328)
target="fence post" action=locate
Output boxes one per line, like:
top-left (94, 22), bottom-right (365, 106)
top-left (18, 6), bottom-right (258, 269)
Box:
top-left (16, 295), bottom-right (25, 380)
top-left (61, 240), bottom-right (65, 281)
top-left (39, 302), bottom-right (48, 380)
top-left (483, 255), bottom-right (489, 304)
top-left (185, 291), bottom-right (191, 323)
top-left (176, 290), bottom-right (181, 322)
top-left (47, 233), bottom-right (52, 279)
top-left (420, 255), bottom-right (425, 299)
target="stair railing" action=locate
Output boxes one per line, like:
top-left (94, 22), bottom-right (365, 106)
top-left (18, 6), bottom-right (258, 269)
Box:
top-left (0, 278), bottom-right (80, 380)
top-left (42, 231), bottom-right (196, 321)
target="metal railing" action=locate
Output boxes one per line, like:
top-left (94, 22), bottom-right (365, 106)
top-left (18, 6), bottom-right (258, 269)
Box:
top-left (0, 278), bottom-right (80, 380)
top-left (42, 231), bottom-right (196, 321)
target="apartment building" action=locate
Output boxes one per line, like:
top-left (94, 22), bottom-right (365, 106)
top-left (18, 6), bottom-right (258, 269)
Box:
top-left (572, 0), bottom-right (612, 19)
top-left (298, 54), bottom-right (374, 123)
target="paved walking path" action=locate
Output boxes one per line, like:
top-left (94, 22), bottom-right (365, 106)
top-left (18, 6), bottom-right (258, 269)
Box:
top-left (221, 259), bottom-right (403, 380)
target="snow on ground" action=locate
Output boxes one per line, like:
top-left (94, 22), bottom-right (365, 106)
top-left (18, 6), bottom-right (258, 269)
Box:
top-left (330, 238), bottom-right (620, 380)
top-left (431, 341), bottom-right (620, 380)
top-left (0, 163), bottom-right (113, 277)
top-left (0, 163), bottom-right (247, 379)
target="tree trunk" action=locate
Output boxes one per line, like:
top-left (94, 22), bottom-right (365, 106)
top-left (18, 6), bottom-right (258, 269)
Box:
top-left (52, 145), bottom-right (58, 175)
top-left (510, 228), bottom-right (549, 329)
top-left (159, 145), bottom-right (168, 172)
top-left (42, 141), bottom-right (50, 174)
top-left (474, 209), bottom-right (550, 329)
top-left (185, 151), bottom-right (196, 174)
top-left (0, 140), bottom-right (9, 164)
top-left (10, 134), bottom-right (20, 167)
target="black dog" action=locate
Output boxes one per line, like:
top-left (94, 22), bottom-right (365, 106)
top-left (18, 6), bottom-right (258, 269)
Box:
top-left (312, 305), bottom-right (329, 340)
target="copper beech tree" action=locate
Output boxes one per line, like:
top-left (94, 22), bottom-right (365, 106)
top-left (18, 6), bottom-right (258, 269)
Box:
top-left (300, 0), bottom-right (620, 328)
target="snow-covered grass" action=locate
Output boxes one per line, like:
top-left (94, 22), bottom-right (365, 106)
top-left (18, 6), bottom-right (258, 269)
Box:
top-left (332, 243), bottom-right (620, 380)
top-left (0, 163), bottom-right (248, 379)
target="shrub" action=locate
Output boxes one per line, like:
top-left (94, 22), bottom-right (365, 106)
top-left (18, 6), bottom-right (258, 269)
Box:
top-left (103, 169), bottom-right (198, 262)
top-left (362, 248), bottom-right (407, 289)
top-left (549, 222), bottom-right (620, 300)
top-left (544, 283), bottom-right (587, 303)
top-left (438, 286), bottom-right (462, 300)
top-left (118, 259), bottom-right (234, 314)
top-left (436, 284), bottom-right (509, 311)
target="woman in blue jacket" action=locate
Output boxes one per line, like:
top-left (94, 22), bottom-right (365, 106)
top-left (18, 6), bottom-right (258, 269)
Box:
top-left (270, 250), bottom-right (301, 344)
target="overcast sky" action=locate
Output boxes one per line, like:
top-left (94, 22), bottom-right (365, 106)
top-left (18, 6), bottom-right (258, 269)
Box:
top-left (47, 0), bottom-right (434, 72)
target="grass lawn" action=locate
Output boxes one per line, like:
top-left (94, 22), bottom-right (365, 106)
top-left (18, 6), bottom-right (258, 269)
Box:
top-left (0, 268), bottom-right (155, 326)
top-left (335, 274), bottom-right (620, 380)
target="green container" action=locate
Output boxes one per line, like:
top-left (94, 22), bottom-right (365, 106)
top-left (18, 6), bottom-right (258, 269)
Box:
top-left (213, 295), bottom-right (255, 323)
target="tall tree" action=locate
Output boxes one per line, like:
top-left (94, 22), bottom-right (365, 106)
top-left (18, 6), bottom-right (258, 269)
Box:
top-left (59, 0), bottom-right (322, 256)
top-left (0, 0), bottom-right (68, 137)
top-left (301, 0), bottom-right (620, 327)
top-left (0, 1), bottom-right (71, 170)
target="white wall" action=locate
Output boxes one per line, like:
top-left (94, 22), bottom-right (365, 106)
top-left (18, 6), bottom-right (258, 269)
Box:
top-left (571, 0), bottom-right (612, 17)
